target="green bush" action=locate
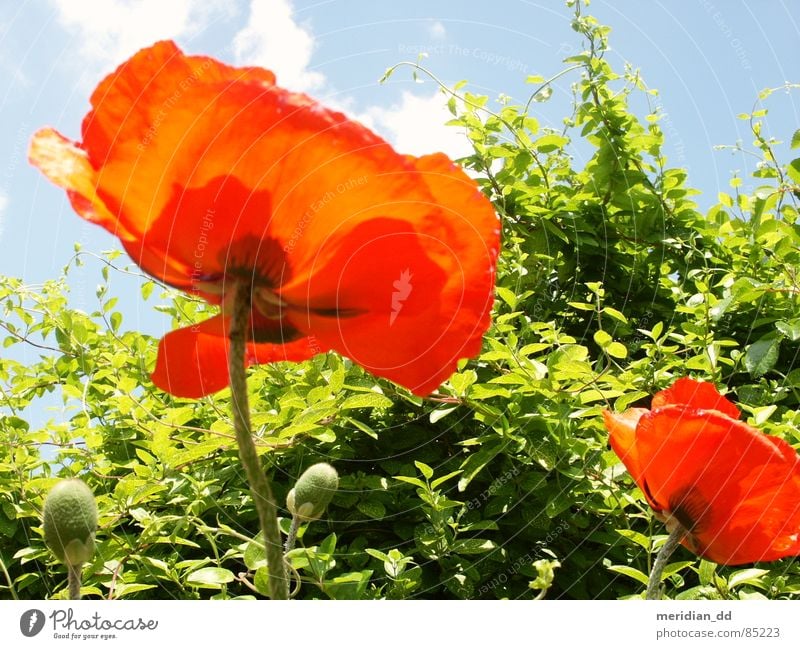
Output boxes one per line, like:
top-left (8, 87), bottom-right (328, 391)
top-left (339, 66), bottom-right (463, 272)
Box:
top-left (1, 3), bottom-right (798, 600)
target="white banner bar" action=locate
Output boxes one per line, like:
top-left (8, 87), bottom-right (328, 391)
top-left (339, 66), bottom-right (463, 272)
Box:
top-left (1, 600), bottom-right (798, 648)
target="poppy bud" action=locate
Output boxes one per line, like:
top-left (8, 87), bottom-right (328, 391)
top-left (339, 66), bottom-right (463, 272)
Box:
top-left (286, 463), bottom-right (339, 521)
top-left (43, 479), bottom-right (98, 567)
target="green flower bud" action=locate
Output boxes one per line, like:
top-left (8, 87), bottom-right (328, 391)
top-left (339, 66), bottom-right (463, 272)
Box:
top-left (286, 463), bottom-right (339, 521)
top-left (43, 479), bottom-right (98, 567)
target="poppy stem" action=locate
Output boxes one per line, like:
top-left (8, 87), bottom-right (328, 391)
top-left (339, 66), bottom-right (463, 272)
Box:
top-left (67, 563), bottom-right (82, 600)
top-left (228, 282), bottom-right (289, 600)
top-left (646, 525), bottom-right (685, 600)
top-left (284, 515), bottom-right (301, 554)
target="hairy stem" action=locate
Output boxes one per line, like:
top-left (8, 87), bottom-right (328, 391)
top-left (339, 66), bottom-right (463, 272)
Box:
top-left (229, 282), bottom-right (288, 600)
top-left (284, 516), bottom-right (301, 554)
top-left (67, 563), bottom-right (82, 600)
top-left (646, 525), bottom-right (685, 600)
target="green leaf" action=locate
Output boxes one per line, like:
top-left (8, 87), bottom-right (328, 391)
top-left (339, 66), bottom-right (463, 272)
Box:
top-left (243, 533), bottom-right (267, 570)
top-left (340, 392), bottom-right (393, 410)
top-left (662, 561), bottom-right (694, 580)
top-left (750, 405), bottom-right (777, 426)
top-left (429, 406), bottom-right (458, 423)
top-left (698, 560), bottom-right (717, 586)
top-left (776, 319), bottom-right (800, 341)
top-left (548, 344), bottom-right (589, 369)
top-left (319, 533), bottom-right (338, 556)
top-left (356, 500), bottom-right (386, 519)
top-left (469, 384), bottom-right (512, 400)
top-left (534, 134), bottom-right (569, 152)
top-left (414, 461), bottom-right (434, 480)
top-left (744, 335), bottom-right (781, 378)
top-left (253, 567), bottom-right (271, 596)
top-left (606, 342), bottom-right (627, 359)
top-left (185, 567), bottom-right (235, 588)
top-left (113, 583), bottom-right (157, 598)
top-left (602, 307), bottom-right (628, 324)
top-left (788, 158), bottom-right (800, 184)
top-left (449, 538), bottom-right (497, 554)
top-left (449, 369), bottom-right (477, 396)
top-left (608, 565), bottom-right (649, 586)
top-left (729, 568), bottom-right (769, 589)
top-left (430, 470), bottom-right (462, 490)
top-left (593, 330), bottom-right (612, 348)
top-left (616, 529), bottom-right (650, 551)
top-left (394, 475), bottom-right (428, 489)
top-left (140, 281), bottom-right (155, 300)
top-left (495, 286), bottom-right (518, 309)
top-left (323, 570), bottom-right (372, 600)
top-left (457, 439), bottom-right (503, 491)
top-left (365, 548), bottom-right (391, 563)
top-left (791, 128), bottom-right (800, 149)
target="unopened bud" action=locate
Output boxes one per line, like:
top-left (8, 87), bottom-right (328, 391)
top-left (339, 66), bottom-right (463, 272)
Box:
top-left (286, 463), bottom-right (338, 521)
top-left (43, 479), bottom-right (97, 567)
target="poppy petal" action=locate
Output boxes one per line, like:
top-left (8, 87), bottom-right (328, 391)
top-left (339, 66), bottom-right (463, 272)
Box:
top-left (151, 316), bottom-right (231, 398)
top-left (280, 217), bottom-right (451, 394)
top-left (29, 128), bottom-right (123, 235)
top-left (603, 408), bottom-right (648, 489)
top-left (279, 208), bottom-right (494, 395)
top-left (151, 313), bottom-right (320, 398)
top-left (31, 41), bottom-right (499, 398)
top-left (277, 154), bottom-right (498, 395)
top-left (651, 376), bottom-right (739, 419)
top-left (635, 406), bottom-right (800, 564)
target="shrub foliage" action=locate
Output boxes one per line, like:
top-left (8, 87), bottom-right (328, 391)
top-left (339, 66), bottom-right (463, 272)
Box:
top-left (1, 3), bottom-right (799, 599)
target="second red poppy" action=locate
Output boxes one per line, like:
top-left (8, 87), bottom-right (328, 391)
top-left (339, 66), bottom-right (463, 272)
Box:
top-left (604, 377), bottom-right (800, 565)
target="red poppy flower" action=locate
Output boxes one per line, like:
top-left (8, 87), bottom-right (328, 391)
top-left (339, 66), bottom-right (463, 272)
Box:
top-left (29, 41), bottom-right (499, 398)
top-left (603, 377), bottom-right (800, 565)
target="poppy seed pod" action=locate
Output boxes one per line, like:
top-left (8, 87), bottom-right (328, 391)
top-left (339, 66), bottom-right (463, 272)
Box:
top-left (42, 479), bottom-right (98, 567)
top-left (286, 463), bottom-right (339, 521)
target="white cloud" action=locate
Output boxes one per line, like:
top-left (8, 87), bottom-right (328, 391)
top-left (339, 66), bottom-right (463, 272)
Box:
top-left (231, 2), bottom-right (467, 158)
top-left (49, 0), bottom-right (228, 68)
top-left (358, 91), bottom-right (472, 159)
top-left (51, 0), bottom-right (469, 160)
top-left (428, 21), bottom-right (447, 40)
top-left (233, 0), bottom-right (324, 91)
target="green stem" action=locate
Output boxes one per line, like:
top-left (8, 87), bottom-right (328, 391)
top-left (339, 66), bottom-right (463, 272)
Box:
top-left (646, 525), bottom-right (685, 600)
top-left (68, 563), bottom-right (82, 600)
top-left (228, 282), bottom-right (288, 600)
top-left (0, 554), bottom-right (18, 600)
top-left (284, 516), bottom-right (301, 553)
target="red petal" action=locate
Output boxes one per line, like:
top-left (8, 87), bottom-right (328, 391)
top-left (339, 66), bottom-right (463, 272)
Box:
top-left (32, 41), bottom-right (498, 397)
top-left (278, 154), bottom-right (498, 394)
top-left (151, 314), bottom-right (319, 398)
top-left (28, 128), bottom-right (118, 233)
top-left (279, 209), bottom-right (493, 395)
top-left (651, 377), bottom-right (740, 419)
top-left (151, 316), bottom-right (231, 398)
top-left (635, 406), bottom-right (800, 564)
top-left (603, 408), bottom-right (648, 492)
top-left (139, 177), bottom-right (276, 292)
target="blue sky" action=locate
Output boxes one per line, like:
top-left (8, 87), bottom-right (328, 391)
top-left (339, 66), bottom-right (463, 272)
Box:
top-left (0, 0), bottom-right (798, 421)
